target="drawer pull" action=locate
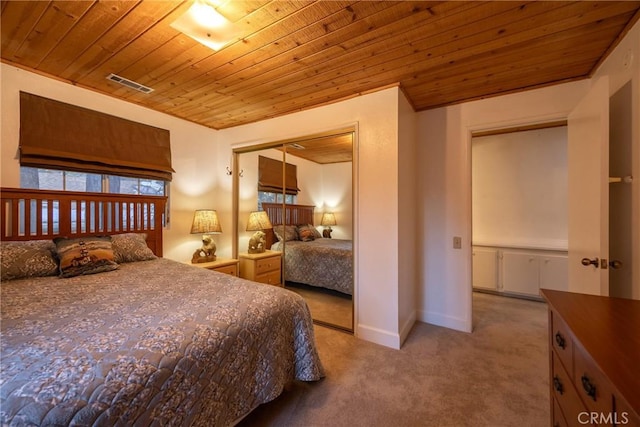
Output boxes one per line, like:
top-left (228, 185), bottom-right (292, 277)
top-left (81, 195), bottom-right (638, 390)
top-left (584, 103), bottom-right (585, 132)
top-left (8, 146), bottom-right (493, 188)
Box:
top-left (581, 375), bottom-right (597, 401)
top-left (553, 375), bottom-right (564, 395)
top-left (554, 332), bottom-right (566, 349)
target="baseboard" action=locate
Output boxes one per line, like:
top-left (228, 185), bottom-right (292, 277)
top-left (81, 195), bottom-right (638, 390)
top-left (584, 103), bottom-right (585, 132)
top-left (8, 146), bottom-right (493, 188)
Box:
top-left (356, 324), bottom-right (401, 349)
top-left (418, 309), bottom-right (471, 333)
top-left (399, 310), bottom-right (417, 346)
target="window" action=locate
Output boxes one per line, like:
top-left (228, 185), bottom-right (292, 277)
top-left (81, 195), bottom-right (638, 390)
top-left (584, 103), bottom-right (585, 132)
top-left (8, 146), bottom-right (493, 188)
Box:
top-left (20, 167), bottom-right (169, 230)
top-left (257, 191), bottom-right (296, 210)
top-left (20, 167), bottom-right (166, 196)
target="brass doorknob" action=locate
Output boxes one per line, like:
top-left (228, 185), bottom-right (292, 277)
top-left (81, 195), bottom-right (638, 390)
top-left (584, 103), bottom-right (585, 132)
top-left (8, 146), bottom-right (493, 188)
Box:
top-left (581, 257), bottom-right (599, 267)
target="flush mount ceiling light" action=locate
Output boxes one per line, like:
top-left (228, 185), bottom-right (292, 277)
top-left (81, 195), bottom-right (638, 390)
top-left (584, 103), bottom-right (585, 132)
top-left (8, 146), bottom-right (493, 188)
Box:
top-left (170, 1), bottom-right (241, 51)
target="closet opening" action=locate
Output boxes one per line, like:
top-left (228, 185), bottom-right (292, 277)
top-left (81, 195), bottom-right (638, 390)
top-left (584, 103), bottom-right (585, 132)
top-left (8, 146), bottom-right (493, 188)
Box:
top-left (470, 121), bottom-right (568, 303)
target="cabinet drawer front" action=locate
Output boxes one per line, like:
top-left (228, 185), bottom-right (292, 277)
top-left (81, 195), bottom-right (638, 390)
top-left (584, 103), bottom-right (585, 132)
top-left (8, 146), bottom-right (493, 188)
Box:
top-left (256, 270), bottom-right (281, 286)
top-left (256, 256), bottom-right (280, 274)
top-left (214, 265), bottom-right (237, 276)
top-left (614, 394), bottom-right (640, 426)
top-left (552, 351), bottom-right (591, 426)
top-left (574, 344), bottom-right (615, 415)
top-left (551, 311), bottom-right (574, 374)
top-left (553, 397), bottom-right (568, 427)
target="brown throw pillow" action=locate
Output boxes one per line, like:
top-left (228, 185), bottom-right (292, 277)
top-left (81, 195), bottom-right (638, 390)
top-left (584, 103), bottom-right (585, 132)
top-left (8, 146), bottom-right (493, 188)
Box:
top-left (54, 236), bottom-right (118, 278)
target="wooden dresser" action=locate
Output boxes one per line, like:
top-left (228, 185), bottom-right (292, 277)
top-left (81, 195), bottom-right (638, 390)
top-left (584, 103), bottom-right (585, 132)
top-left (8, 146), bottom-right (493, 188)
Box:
top-left (541, 289), bottom-right (640, 427)
top-left (238, 250), bottom-right (282, 286)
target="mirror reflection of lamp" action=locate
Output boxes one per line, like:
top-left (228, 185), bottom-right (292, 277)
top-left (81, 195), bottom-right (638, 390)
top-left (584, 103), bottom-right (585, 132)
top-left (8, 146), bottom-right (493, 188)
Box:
top-left (190, 210), bottom-right (222, 263)
top-left (246, 211), bottom-right (273, 254)
top-left (321, 212), bottom-right (336, 238)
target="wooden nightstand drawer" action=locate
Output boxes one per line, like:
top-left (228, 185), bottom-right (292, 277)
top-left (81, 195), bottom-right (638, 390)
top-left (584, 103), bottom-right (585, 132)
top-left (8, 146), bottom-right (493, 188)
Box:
top-left (255, 255), bottom-right (280, 274)
top-left (213, 264), bottom-right (238, 276)
top-left (188, 259), bottom-right (239, 276)
top-left (256, 270), bottom-right (281, 286)
top-left (239, 251), bottom-right (282, 286)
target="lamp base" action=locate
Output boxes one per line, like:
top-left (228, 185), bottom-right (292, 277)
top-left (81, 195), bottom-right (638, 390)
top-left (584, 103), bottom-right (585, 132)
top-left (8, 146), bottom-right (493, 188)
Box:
top-left (322, 227), bottom-right (332, 239)
top-left (247, 231), bottom-right (267, 254)
top-left (191, 235), bottom-right (217, 263)
top-left (191, 250), bottom-right (217, 263)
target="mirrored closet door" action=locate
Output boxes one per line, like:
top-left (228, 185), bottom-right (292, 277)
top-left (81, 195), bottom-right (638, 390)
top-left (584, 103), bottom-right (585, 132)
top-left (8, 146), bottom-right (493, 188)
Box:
top-left (233, 129), bottom-right (354, 332)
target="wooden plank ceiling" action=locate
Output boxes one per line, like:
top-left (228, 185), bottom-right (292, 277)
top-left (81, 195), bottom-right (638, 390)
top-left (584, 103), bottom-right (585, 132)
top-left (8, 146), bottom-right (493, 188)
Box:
top-left (2, 0), bottom-right (639, 137)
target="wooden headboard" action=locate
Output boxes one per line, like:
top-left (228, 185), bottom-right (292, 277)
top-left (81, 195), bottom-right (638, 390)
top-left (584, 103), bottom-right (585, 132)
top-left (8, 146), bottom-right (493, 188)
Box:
top-left (0, 187), bottom-right (166, 256)
top-left (261, 203), bottom-right (315, 249)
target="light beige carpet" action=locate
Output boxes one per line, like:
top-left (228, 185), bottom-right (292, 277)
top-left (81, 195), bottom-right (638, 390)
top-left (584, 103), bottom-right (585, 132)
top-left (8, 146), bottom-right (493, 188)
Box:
top-left (239, 292), bottom-right (549, 427)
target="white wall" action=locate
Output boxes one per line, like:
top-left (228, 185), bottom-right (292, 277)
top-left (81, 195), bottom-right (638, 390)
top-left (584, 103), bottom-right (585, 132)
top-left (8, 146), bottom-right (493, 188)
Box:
top-left (220, 87), bottom-right (405, 348)
top-left (0, 64), bottom-right (224, 263)
top-left (320, 161), bottom-right (353, 240)
top-left (416, 81), bottom-right (590, 332)
top-left (472, 126), bottom-right (568, 250)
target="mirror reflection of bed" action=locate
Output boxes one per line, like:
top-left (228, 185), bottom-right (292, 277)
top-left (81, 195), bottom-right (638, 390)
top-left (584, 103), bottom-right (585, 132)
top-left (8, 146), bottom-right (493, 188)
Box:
top-left (235, 129), bottom-right (354, 332)
top-left (263, 203), bottom-right (353, 331)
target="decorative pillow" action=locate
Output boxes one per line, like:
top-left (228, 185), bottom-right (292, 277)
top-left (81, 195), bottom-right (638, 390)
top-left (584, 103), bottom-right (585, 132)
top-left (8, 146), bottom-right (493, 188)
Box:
top-left (54, 236), bottom-right (118, 278)
top-left (311, 224), bottom-right (323, 239)
top-left (298, 228), bottom-right (316, 242)
top-left (111, 233), bottom-right (156, 263)
top-left (297, 224), bottom-right (321, 240)
top-left (0, 240), bottom-right (59, 281)
top-left (273, 225), bottom-right (298, 242)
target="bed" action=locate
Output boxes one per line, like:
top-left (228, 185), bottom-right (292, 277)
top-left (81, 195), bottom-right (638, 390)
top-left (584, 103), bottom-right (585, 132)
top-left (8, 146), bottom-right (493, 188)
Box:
top-left (262, 203), bottom-right (353, 296)
top-left (0, 188), bottom-right (324, 426)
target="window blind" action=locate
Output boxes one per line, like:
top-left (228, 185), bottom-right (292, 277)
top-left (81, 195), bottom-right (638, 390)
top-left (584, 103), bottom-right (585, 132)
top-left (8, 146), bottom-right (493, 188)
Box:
top-left (258, 155), bottom-right (299, 195)
top-left (19, 92), bottom-right (174, 181)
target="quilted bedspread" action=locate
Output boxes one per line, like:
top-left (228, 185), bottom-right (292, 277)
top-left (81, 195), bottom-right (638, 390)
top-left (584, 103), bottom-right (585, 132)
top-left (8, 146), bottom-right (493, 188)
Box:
top-left (0, 258), bottom-right (324, 426)
top-left (271, 238), bottom-right (353, 295)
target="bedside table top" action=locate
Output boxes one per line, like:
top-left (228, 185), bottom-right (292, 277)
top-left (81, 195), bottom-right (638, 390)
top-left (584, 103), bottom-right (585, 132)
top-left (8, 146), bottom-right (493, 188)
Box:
top-left (238, 250), bottom-right (281, 260)
top-left (188, 258), bottom-right (238, 269)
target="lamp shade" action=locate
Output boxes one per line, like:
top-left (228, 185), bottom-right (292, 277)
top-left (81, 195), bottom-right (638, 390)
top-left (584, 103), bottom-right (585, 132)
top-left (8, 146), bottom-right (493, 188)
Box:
top-left (321, 212), bottom-right (337, 226)
top-left (246, 211), bottom-right (273, 231)
top-left (191, 210), bottom-right (222, 234)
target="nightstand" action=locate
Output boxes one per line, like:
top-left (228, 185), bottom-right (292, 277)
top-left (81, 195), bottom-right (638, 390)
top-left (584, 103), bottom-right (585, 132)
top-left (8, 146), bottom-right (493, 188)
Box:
top-left (189, 258), bottom-right (239, 276)
top-left (238, 250), bottom-right (282, 286)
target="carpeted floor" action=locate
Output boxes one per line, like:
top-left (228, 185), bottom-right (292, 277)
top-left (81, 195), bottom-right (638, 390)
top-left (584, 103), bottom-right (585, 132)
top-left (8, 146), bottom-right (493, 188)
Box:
top-left (238, 292), bottom-right (549, 427)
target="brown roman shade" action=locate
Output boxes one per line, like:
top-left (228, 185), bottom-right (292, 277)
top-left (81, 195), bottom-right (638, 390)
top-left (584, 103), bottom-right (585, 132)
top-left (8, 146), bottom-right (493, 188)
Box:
top-left (19, 92), bottom-right (174, 181)
top-left (258, 155), bottom-right (299, 195)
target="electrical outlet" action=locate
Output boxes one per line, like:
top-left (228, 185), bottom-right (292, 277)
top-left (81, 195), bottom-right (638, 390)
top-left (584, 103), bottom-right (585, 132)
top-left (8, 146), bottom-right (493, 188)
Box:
top-left (453, 236), bottom-right (462, 249)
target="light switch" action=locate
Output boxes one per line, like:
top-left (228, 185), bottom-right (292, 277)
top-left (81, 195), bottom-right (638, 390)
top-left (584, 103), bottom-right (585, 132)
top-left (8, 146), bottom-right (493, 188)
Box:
top-left (453, 236), bottom-right (462, 249)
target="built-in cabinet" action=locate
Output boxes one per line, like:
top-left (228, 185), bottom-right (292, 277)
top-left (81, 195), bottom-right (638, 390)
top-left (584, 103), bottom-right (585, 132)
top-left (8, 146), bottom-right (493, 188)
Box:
top-left (473, 245), bottom-right (568, 298)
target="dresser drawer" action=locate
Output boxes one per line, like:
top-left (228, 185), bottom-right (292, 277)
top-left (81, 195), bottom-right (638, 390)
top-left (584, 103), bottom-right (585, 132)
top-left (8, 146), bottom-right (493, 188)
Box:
top-left (552, 351), bottom-right (592, 426)
top-left (551, 311), bottom-right (574, 375)
top-left (256, 269), bottom-right (281, 286)
top-left (255, 255), bottom-right (280, 274)
top-left (614, 394), bottom-right (640, 426)
top-left (574, 344), bottom-right (615, 415)
top-left (553, 396), bottom-right (568, 427)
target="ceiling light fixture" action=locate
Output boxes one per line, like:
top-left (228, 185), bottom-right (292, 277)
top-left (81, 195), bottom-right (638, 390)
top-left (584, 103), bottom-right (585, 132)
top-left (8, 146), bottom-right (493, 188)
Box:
top-left (170, 1), bottom-right (240, 51)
